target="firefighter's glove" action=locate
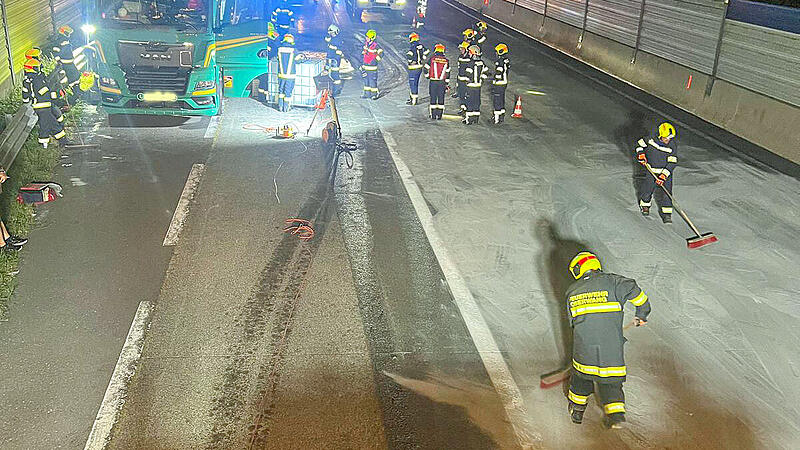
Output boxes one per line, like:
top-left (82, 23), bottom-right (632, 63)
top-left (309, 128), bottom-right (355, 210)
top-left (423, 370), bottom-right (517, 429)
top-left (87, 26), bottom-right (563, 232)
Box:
top-left (655, 173), bottom-right (667, 186)
top-left (637, 153), bottom-right (647, 166)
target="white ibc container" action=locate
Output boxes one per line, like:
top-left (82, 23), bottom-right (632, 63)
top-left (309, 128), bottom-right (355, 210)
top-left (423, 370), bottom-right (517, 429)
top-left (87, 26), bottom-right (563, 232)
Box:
top-left (267, 55), bottom-right (325, 108)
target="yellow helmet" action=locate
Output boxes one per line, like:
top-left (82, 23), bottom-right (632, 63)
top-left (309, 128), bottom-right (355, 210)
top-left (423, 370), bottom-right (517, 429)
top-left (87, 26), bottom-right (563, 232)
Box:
top-left (463, 28), bottom-right (475, 39)
top-left (282, 33), bottom-right (295, 45)
top-left (58, 25), bottom-right (74, 36)
top-left (458, 41), bottom-right (469, 50)
top-left (23, 58), bottom-right (41, 73)
top-left (25, 47), bottom-right (42, 59)
top-left (434, 43), bottom-right (445, 53)
top-left (569, 251), bottom-right (601, 279)
top-left (409, 32), bottom-right (420, 42)
top-left (495, 43), bottom-right (508, 55)
top-left (476, 21), bottom-right (487, 32)
top-left (658, 122), bottom-right (676, 140)
top-left (366, 29), bottom-right (377, 40)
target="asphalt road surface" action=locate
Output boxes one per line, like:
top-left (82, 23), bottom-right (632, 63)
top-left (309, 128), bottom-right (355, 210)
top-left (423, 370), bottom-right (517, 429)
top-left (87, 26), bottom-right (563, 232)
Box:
top-left (2, 0), bottom-right (799, 448)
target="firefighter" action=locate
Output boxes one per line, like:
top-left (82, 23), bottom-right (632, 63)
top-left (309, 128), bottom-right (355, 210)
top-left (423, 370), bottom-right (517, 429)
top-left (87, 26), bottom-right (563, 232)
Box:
top-left (361, 29), bottom-right (383, 100)
top-left (566, 251), bottom-right (651, 429)
top-left (636, 122), bottom-right (678, 223)
top-left (22, 48), bottom-right (43, 105)
top-left (325, 24), bottom-right (344, 97)
top-left (463, 45), bottom-right (487, 125)
top-left (277, 34), bottom-right (297, 112)
top-left (266, 22), bottom-right (279, 59)
top-left (271, 0), bottom-right (295, 39)
top-left (406, 33), bottom-right (428, 105)
top-left (474, 21), bottom-right (488, 49)
top-left (413, 0), bottom-right (427, 29)
top-left (257, 23), bottom-right (280, 102)
top-left (492, 43), bottom-right (510, 124)
top-left (462, 29), bottom-right (476, 48)
top-left (423, 43), bottom-right (449, 120)
top-left (53, 25), bottom-right (84, 90)
top-left (26, 59), bottom-right (66, 148)
top-left (452, 41), bottom-right (470, 115)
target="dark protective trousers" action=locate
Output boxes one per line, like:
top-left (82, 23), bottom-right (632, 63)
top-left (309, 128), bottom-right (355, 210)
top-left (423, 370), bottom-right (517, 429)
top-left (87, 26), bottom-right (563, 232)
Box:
top-left (457, 81), bottom-right (467, 111)
top-left (428, 80), bottom-right (446, 120)
top-left (363, 69), bottom-right (378, 98)
top-left (568, 373), bottom-right (626, 419)
top-left (278, 78), bottom-right (295, 112)
top-left (492, 84), bottom-right (506, 124)
top-left (328, 59), bottom-right (342, 97)
top-left (408, 68), bottom-right (422, 104)
top-left (464, 86), bottom-right (481, 124)
top-left (639, 172), bottom-right (673, 216)
top-left (34, 106), bottom-right (65, 146)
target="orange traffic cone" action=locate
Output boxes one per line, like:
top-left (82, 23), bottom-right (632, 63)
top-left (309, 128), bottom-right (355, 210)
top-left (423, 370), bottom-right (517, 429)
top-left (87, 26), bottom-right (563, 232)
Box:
top-left (511, 96), bottom-right (523, 118)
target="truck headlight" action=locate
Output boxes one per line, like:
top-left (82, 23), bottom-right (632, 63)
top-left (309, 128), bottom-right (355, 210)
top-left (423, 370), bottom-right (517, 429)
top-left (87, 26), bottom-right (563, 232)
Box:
top-left (194, 80), bottom-right (215, 90)
top-left (99, 77), bottom-right (117, 87)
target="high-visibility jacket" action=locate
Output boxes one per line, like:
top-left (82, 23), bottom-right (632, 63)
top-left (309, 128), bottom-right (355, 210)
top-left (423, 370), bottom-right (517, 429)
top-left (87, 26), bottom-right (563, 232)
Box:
top-left (278, 44), bottom-right (296, 79)
top-left (406, 42), bottom-right (428, 70)
top-left (464, 58), bottom-right (488, 88)
top-left (474, 31), bottom-right (487, 46)
top-left (636, 135), bottom-right (678, 178)
top-left (493, 55), bottom-right (509, 86)
top-left (30, 71), bottom-right (56, 109)
top-left (271, 6), bottom-right (294, 28)
top-left (362, 40), bottom-right (383, 69)
top-left (424, 54), bottom-right (450, 82)
top-left (566, 271), bottom-right (651, 383)
top-left (325, 34), bottom-right (344, 64)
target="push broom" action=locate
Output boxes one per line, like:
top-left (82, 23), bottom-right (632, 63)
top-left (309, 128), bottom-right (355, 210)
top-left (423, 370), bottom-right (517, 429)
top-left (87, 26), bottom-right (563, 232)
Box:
top-left (644, 164), bottom-right (718, 249)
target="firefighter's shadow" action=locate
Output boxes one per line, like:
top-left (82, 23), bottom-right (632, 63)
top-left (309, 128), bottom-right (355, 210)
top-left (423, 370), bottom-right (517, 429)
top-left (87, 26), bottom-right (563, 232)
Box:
top-left (535, 219), bottom-right (591, 370)
top-left (612, 111), bottom-right (651, 203)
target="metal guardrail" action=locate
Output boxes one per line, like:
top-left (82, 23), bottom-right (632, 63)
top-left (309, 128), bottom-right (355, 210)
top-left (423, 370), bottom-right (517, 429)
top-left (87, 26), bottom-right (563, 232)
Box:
top-left (0, 105), bottom-right (38, 192)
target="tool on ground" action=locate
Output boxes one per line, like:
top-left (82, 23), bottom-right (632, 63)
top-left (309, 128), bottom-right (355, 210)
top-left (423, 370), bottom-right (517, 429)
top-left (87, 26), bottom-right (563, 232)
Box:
top-left (283, 218), bottom-right (314, 241)
top-left (644, 164), bottom-right (718, 249)
top-left (276, 124), bottom-right (296, 139)
top-left (306, 89), bottom-right (330, 136)
top-left (540, 321), bottom-right (639, 389)
top-left (512, 95), bottom-right (523, 118)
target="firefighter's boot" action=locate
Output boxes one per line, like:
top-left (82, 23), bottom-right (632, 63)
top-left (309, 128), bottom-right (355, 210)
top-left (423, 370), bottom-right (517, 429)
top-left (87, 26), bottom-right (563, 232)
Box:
top-left (603, 413), bottom-right (626, 429)
top-left (568, 402), bottom-right (585, 425)
top-left (662, 213), bottom-right (672, 224)
top-left (640, 206), bottom-right (650, 216)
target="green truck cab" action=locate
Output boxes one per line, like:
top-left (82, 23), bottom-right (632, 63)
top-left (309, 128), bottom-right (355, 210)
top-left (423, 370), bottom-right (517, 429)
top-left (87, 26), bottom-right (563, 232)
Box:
top-left (87, 0), bottom-right (275, 116)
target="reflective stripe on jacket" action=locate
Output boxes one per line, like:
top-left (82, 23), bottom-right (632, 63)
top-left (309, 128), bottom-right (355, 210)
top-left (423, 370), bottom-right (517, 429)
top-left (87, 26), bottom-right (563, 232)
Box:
top-left (278, 45), bottom-right (296, 78)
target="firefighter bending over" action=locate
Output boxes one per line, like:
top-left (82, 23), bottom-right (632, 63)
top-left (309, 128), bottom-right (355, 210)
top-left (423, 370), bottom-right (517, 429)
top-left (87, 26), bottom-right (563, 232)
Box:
top-left (566, 251), bottom-right (651, 429)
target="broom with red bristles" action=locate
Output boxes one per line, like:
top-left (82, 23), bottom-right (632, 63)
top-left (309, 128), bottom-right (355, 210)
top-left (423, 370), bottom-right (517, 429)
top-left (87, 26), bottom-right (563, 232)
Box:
top-left (644, 164), bottom-right (718, 249)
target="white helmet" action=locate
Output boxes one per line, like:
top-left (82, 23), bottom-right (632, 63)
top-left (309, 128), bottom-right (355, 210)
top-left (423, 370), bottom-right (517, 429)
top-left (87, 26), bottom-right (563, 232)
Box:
top-left (328, 24), bottom-right (340, 36)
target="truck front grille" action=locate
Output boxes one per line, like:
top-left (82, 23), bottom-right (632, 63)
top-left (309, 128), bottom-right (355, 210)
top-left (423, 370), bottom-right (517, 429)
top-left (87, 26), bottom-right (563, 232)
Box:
top-left (124, 66), bottom-right (190, 95)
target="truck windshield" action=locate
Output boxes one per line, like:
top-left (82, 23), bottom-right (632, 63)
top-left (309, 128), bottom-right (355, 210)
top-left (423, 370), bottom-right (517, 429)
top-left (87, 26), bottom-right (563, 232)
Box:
top-left (98, 0), bottom-right (209, 30)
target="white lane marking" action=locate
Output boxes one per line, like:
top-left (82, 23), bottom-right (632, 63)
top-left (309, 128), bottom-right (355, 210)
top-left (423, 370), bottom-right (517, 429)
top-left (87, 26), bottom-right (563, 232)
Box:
top-left (84, 301), bottom-right (154, 450)
top-left (163, 163), bottom-right (205, 246)
top-left (378, 130), bottom-right (540, 448)
top-left (204, 116), bottom-right (220, 139)
top-left (442, 0), bottom-right (754, 160)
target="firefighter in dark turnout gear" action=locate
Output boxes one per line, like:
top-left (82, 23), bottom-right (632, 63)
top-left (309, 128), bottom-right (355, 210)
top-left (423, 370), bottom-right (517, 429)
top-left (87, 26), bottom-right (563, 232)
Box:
top-left (26, 59), bottom-right (66, 148)
top-left (406, 33), bottom-right (428, 105)
top-left (325, 24), bottom-right (344, 97)
top-left (361, 30), bottom-right (383, 100)
top-left (565, 252), bottom-right (651, 429)
top-left (424, 44), bottom-right (449, 120)
top-left (277, 34), bottom-right (297, 112)
top-left (53, 25), bottom-right (84, 89)
top-left (492, 43), bottom-right (510, 124)
top-left (271, 1), bottom-right (295, 38)
top-left (413, 0), bottom-right (427, 29)
top-left (453, 41), bottom-right (470, 113)
top-left (474, 21), bottom-right (488, 51)
top-left (463, 45), bottom-right (488, 125)
top-left (636, 122), bottom-right (678, 223)
top-left (22, 48), bottom-right (43, 106)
